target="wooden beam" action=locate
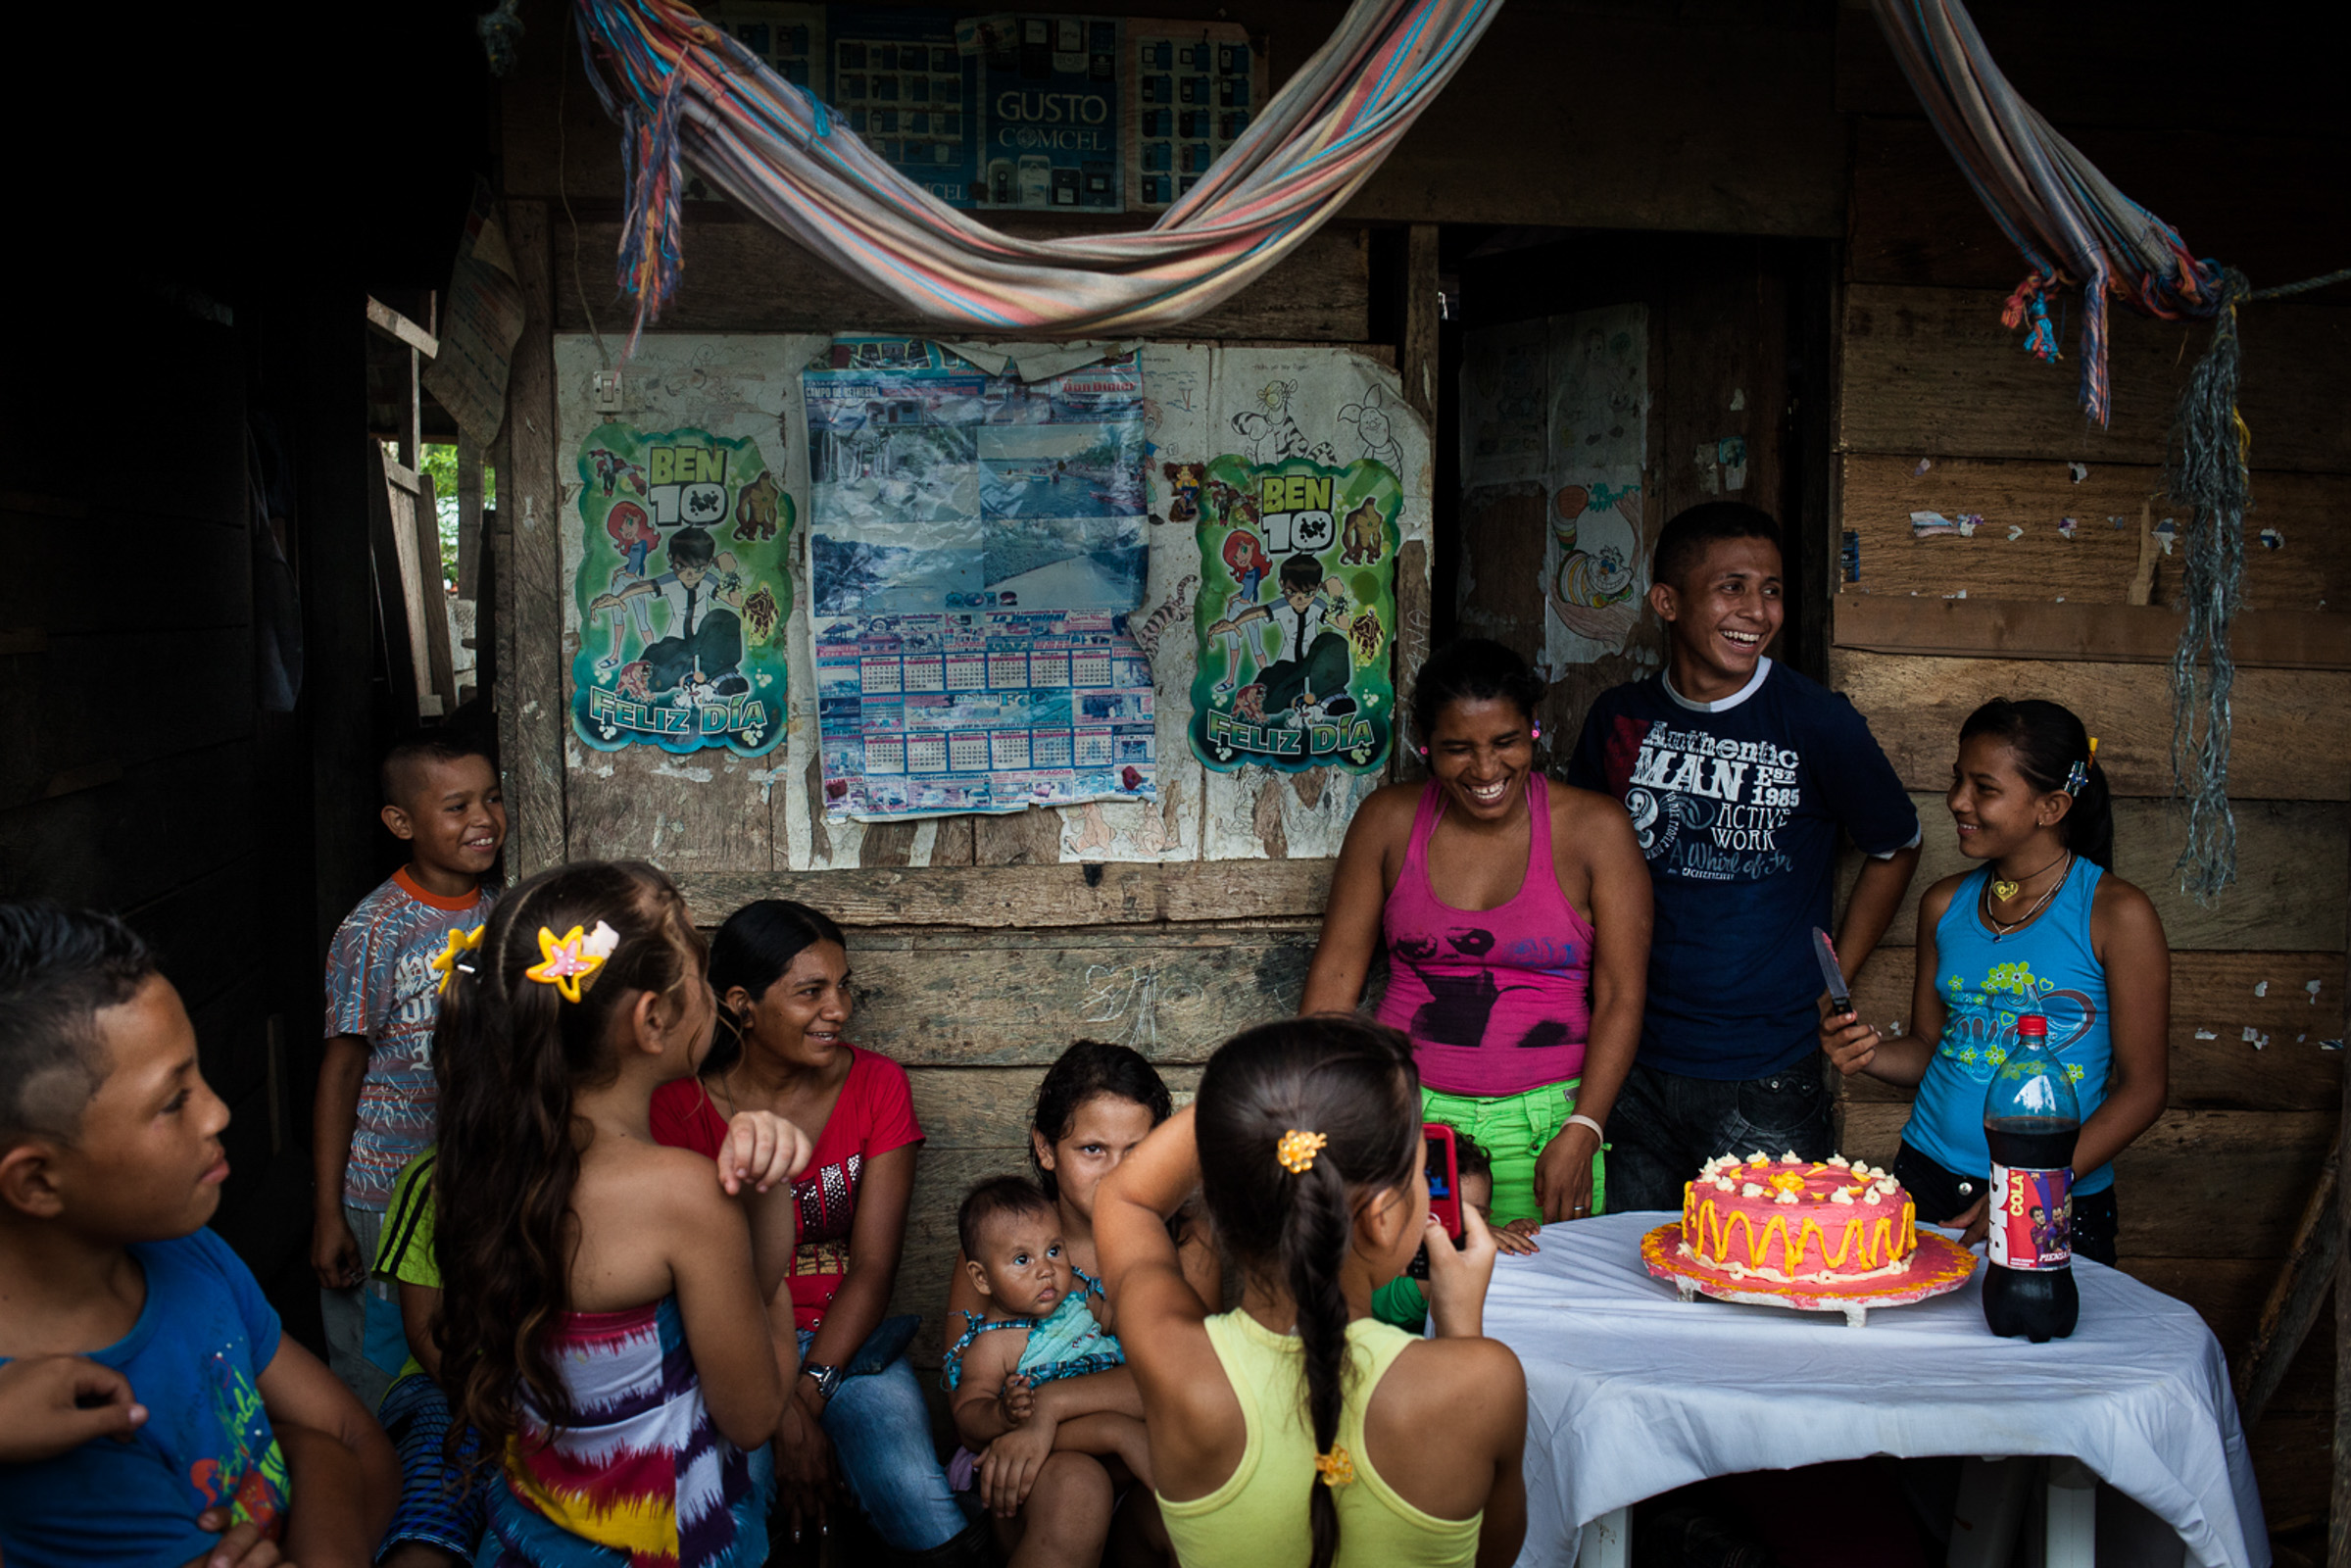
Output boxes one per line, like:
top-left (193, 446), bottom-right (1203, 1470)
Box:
top-left (1390, 223), bottom-right (1440, 787)
top-left (1835, 596), bottom-right (2351, 671)
top-left (498, 200), bottom-right (568, 877)
top-left (1848, 795), bottom-right (2348, 952)
top-left (1840, 284), bottom-right (2351, 471)
top-left (1836, 455), bottom-right (2350, 613)
top-left (365, 296), bottom-right (439, 361)
top-left (411, 472), bottom-right (458, 712)
top-left (455, 437), bottom-right (485, 602)
top-left (2335, 884), bottom-right (2351, 1568)
top-left (2239, 1144), bottom-right (2339, 1431)
top-left (554, 218), bottom-right (1373, 343)
top-left (672, 857), bottom-right (1336, 932)
top-left (364, 440), bottom-right (422, 723)
top-left (1833, 650), bottom-right (2350, 801)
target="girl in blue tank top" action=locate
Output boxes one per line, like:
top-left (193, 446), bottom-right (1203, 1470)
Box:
top-left (1816, 699), bottom-right (2171, 1266)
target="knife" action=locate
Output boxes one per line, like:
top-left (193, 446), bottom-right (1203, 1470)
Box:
top-left (1812, 926), bottom-right (1852, 1017)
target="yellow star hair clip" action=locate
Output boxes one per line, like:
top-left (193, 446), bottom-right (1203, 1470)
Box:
top-left (524, 921), bottom-right (621, 1004)
top-left (1276, 1128), bottom-right (1328, 1175)
top-left (1313, 1446), bottom-right (1355, 1488)
top-left (430, 924), bottom-right (486, 995)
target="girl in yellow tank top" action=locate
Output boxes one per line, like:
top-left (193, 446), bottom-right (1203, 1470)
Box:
top-left (1097, 1016), bottom-right (1529, 1568)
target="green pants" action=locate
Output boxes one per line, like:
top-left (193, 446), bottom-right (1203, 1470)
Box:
top-left (1422, 1079), bottom-right (1605, 1227)
top-left (1372, 1081), bottom-right (1607, 1332)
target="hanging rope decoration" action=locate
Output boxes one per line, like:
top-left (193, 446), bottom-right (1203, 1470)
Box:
top-left (1869, 0), bottom-right (2344, 903)
top-left (569, 0), bottom-right (1502, 351)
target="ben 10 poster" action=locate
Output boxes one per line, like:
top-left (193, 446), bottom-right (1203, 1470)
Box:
top-left (1188, 455), bottom-right (1400, 773)
top-left (569, 422), bottom-right (793, 757)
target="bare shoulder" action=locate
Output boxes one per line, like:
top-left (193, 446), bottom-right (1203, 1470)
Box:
top-left (1384, 1335), bottom-right (1525, 1443)
top-left (2090, 869), bottom-right (2165, 934)
top-left (1921, 870), bottom-right (1973, 917)
top-left (590, 1139), bottom-right (730, 1229)
top-left (1336, 780), bottom-right (1425, 864)
top-left (1551, 778), bottom-right (1635, 838)
top-left (1350, 780), bottom-right (1425, 835)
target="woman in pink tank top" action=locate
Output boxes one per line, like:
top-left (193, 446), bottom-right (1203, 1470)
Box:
top-left (1302, 640), bottom-right (1651, 1227)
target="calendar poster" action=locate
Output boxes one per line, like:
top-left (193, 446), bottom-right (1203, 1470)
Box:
top-left (802, 339), bottom-right (1154, 820)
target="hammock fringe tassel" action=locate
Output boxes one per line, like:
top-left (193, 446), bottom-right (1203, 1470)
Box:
top-left (2164, 270), bottom-right (2251, 906)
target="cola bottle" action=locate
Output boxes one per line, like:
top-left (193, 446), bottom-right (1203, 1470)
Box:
top-left (1982, 1012), bottom-right (2081, 1342)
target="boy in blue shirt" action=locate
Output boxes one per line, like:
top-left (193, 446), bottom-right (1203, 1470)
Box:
top-left (313, 733), bottom-right (505, 1408)
top-left (0, 902), bottom-right (399, 1567)
top-left (1567, 504), bottom-right (1921, 1210)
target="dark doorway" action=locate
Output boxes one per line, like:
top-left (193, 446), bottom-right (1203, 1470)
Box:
top-left (1437, 229), bottom-right (1837, 752)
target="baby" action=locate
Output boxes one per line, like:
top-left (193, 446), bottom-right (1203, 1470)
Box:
top-left (946, 1177), bottom-right (1150, 1497)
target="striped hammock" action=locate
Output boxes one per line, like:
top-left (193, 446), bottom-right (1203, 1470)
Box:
top-left (1867, 0), bottom-right (2227, 426)
top-left (572, 0), bottom-right (1502, 347)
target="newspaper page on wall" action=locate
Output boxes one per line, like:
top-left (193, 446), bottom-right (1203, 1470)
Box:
top-left (802, 339), bottom-right (1154, 821)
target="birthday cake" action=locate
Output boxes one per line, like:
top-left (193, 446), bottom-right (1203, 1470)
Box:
top-left (1678, 1152), bottom-right (1917, 1285)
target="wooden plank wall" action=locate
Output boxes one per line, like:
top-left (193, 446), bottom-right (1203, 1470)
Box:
top-left (492, 18), bottom-right (1437, 1366)
top-left (1832, 11), bottom-right (2351, 1527)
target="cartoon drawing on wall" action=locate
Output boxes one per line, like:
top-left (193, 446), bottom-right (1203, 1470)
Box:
top-left (1190, 455), bottom-right (1399, 773)
top-left (1159, 462), bottom-right (1202, 524)
top-left (1548, 482), bottom-right (1644, 646)
top-left (569, 422), bottom-right (792, 757)
top-left (1338, 384), bottom-right (1405, 469)
top-left (1543, 303), bottom-right (1651, 668)
top-left (1229, 379), bottom-right (1339, 466)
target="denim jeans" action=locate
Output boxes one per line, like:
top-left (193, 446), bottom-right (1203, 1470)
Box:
top-left (1603, 1058), bottom-right (1835, 1212)
top-left (798, 1331), bottom-right (965, 1551)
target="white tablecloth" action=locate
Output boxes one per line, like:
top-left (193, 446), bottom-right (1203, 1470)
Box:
top-left (1480, 1211), bottom-right (2269, 1568)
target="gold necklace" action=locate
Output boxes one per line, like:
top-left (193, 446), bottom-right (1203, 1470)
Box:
top-left (1990, 847), bottom-right (2069, 903)
top-left (1984, 854), bottom-right (2073, 939)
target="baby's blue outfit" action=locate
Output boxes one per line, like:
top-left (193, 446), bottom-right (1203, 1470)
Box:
top-left (943, 1273), bottom-right (1124, 1392)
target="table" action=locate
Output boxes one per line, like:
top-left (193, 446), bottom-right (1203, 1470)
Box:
top-left (1479, 1211), bottom-right (2269, 1568)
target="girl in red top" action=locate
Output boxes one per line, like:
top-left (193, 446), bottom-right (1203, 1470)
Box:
top-left (652, 901), bottom-right (981, 1564)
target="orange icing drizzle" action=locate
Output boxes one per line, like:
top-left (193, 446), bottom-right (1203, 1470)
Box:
top-left (1683, 1195), bottom-right (1917, 1274)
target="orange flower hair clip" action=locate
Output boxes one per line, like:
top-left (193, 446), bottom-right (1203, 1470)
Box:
top-left (1276, 1129), bottom-right (1327, 1175)
top-left (429, 924), bottom-right (486, 995)
top-left (524, 921), bottom-right (621, 1004)
top-left (1314, 1446), bottom-right (1355, 1488)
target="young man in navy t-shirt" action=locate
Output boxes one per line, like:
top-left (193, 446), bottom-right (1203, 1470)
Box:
top-left (1567, 503), bottom-right (1921, 1211)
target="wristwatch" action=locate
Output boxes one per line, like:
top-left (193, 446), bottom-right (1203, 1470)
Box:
top-left (801, 1361), bottom-right (844, 1402)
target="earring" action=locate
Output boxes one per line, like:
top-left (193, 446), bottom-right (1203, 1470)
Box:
top-left (1531, 722), bottom-right (1543, 741)
top-left (1417, 745), bottom-right (1429, 758)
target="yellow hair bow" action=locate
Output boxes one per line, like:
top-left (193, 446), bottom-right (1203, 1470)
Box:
top-left (430, 924), bottom-right (486, 996)
top-left (1314, 1446), bottom-right (1355, 1488)
top-left (1276, 1129), bottom-right (1327, 1175)
top-left (524, 921), bottom-right (620, 1004)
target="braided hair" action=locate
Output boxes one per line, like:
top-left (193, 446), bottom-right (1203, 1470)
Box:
top-left (1195, 1016), bottom-right (1420, 1568)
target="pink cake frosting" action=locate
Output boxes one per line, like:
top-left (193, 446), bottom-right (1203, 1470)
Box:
top-left (1678, 1152), bottom-right (1918, 1285)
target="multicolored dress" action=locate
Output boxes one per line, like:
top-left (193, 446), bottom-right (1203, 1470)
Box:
top-left (476, 1297), bottom-right (771, 1568)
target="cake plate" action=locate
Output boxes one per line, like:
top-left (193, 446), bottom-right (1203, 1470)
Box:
top-left (1641, 1221), bottom-right (1978, 1327)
